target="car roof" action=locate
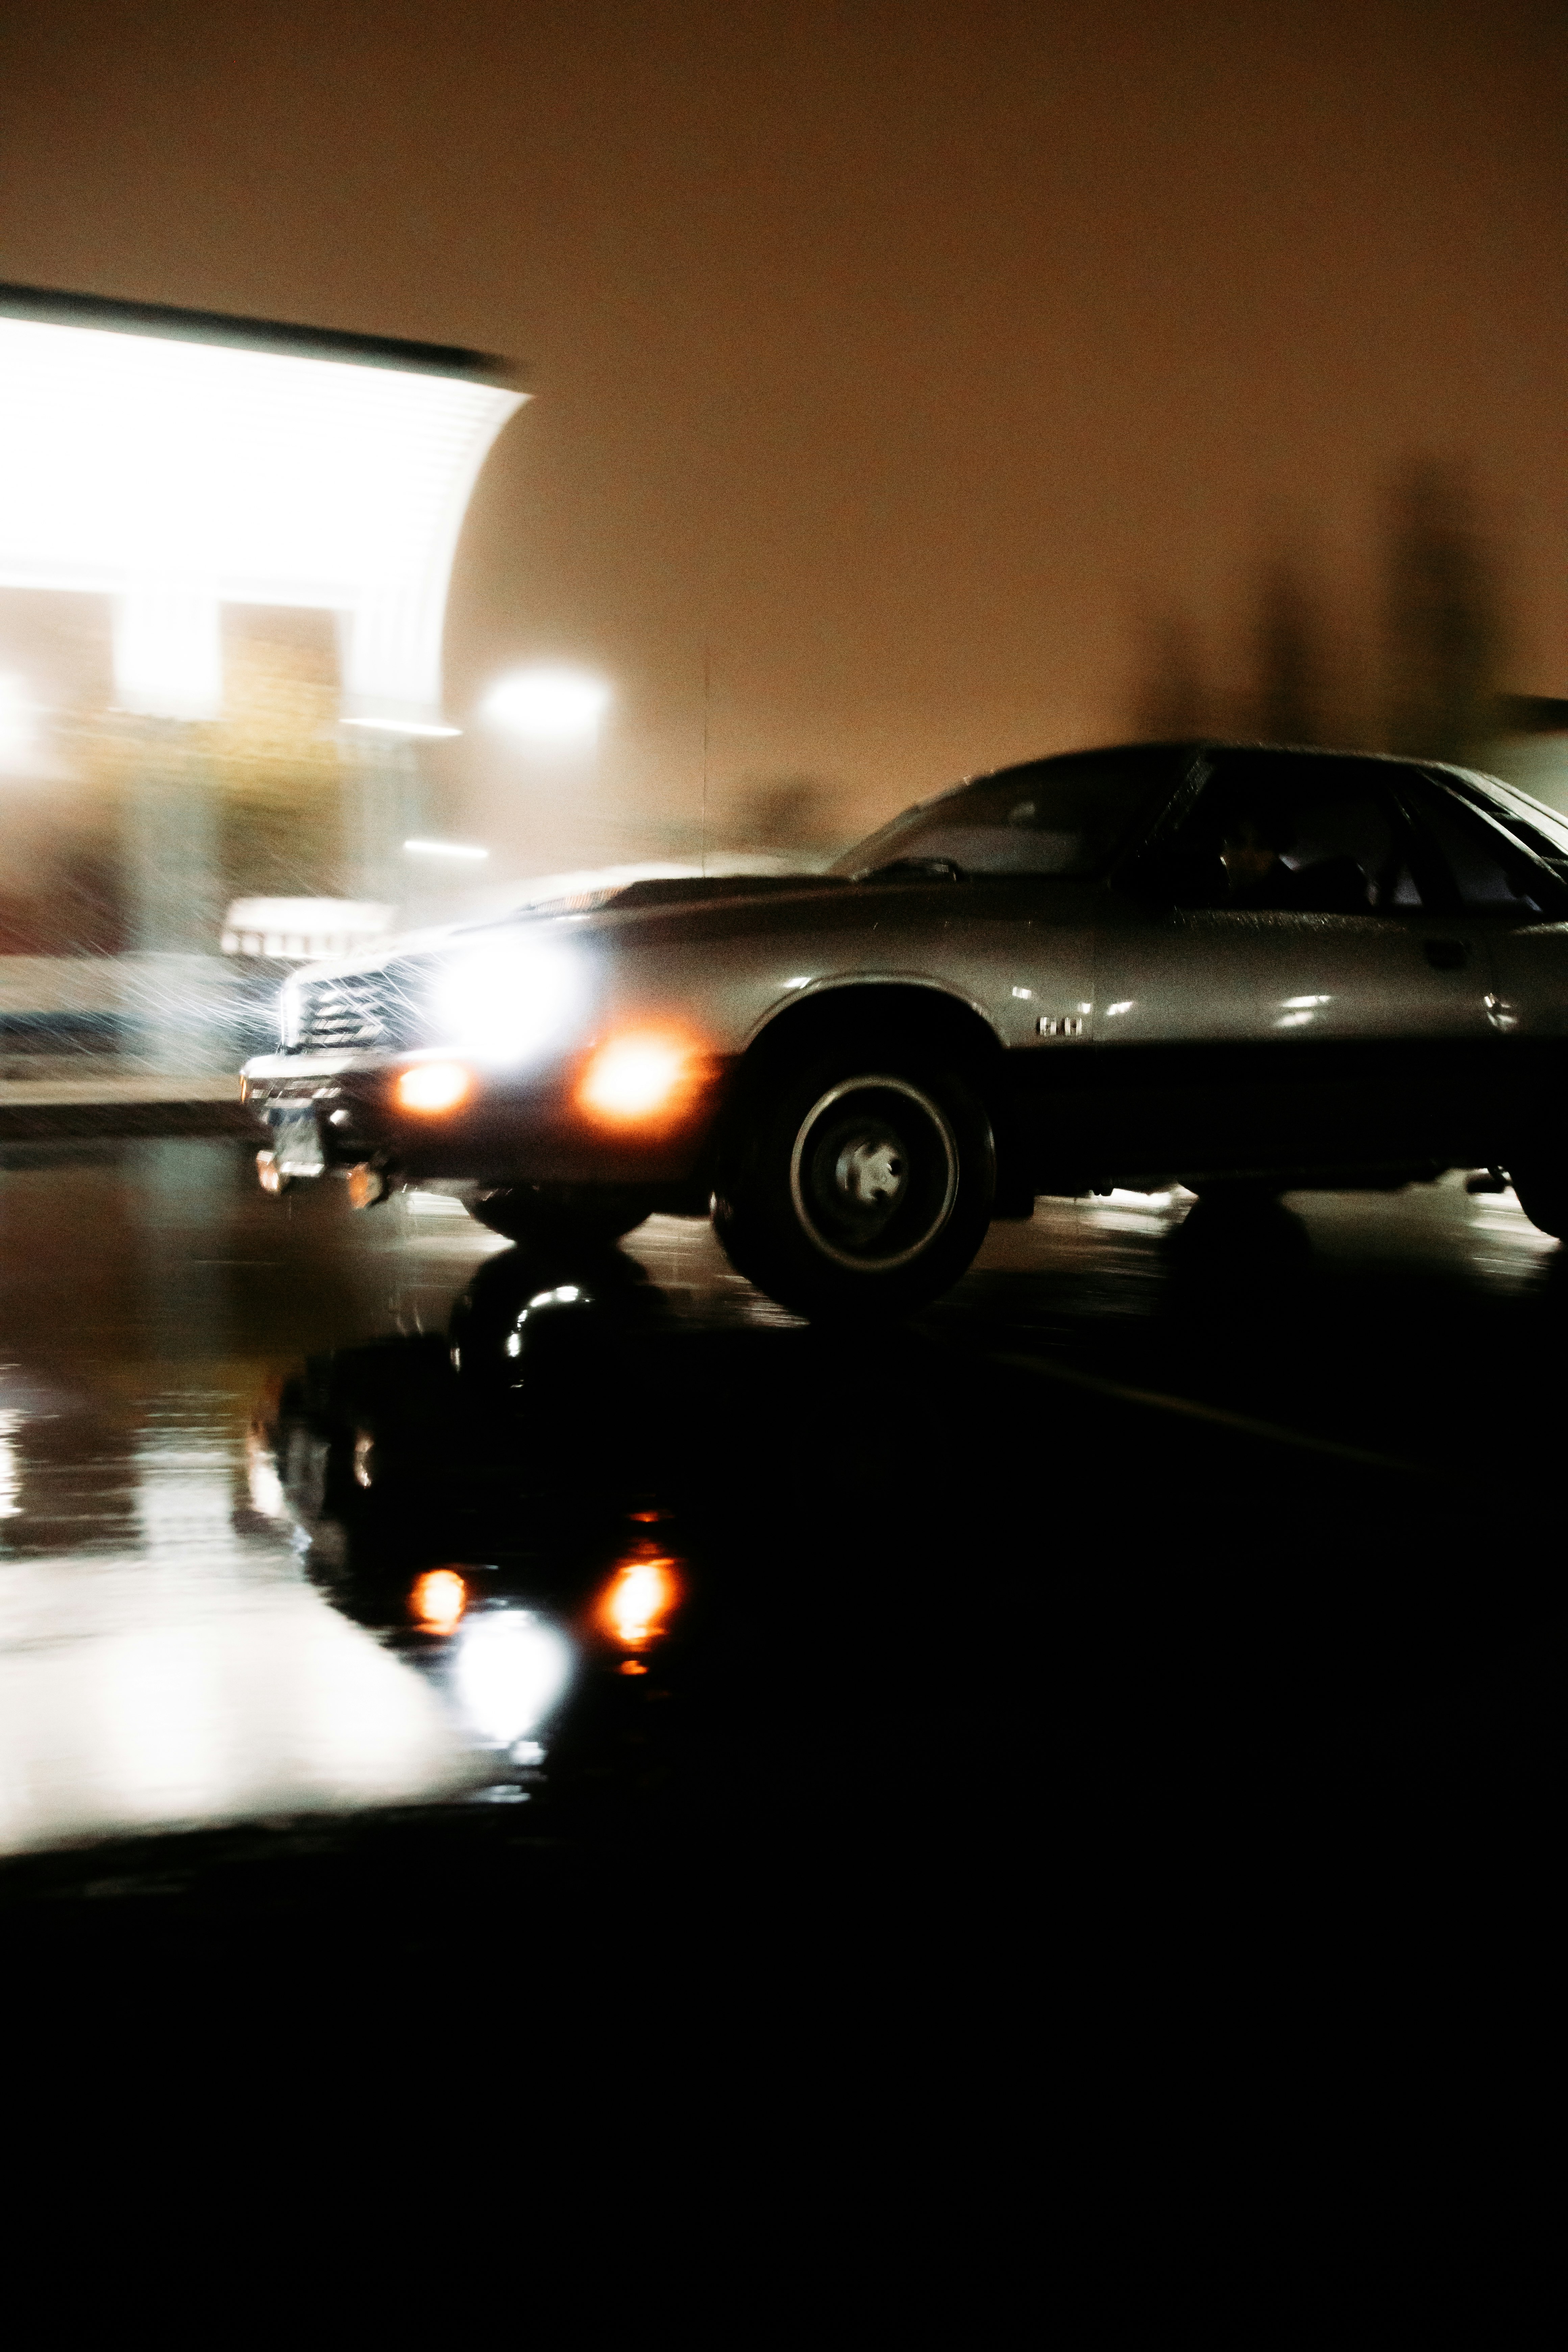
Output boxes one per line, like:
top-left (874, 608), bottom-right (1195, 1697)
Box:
top-left (968, 740), bottom-right (1490, 792)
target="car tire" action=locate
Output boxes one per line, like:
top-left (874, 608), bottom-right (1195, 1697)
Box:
top-left (1507, 1161), bottom-right (1568, 1239)
top-left (712, 1045), bottom-right (995, 1320)
top-left (467, 1183), bottom-right (653, 1245)
top-left (1186, 1178), bottom-right (1283, 1204)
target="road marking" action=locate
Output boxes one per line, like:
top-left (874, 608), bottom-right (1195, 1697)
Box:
top-left (979, 1345), bottom-right (1453, 1485)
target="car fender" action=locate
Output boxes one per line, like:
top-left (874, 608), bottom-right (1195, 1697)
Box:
top-left (742, 969), bottom-right (1007, 1055)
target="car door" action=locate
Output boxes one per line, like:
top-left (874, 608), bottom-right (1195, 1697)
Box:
top-left (1398, 774), bottom-right (1568, 1146)
top-left (1088, 751), bottom-right (1499, 1174)
top-left (842, 743), bottom-right (1179, 1175)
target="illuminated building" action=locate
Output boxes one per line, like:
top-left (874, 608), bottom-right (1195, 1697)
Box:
top-left (0, 283), bottom-right (524, 730)
top-left (0, 283), bottom-right (525, 1057)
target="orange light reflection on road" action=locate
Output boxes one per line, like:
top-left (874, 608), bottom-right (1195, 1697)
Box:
top-left (411, 1567), bottom-right (467, 1634)
top-left (395, 1060), bottom-right (472, 1114)
top-left (577, 1031), bottom-right (698, 1126)
top-left (595, 1548), bottom-right (683, 1650)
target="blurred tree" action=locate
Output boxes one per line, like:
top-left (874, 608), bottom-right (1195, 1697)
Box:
top-left (1383, 460), bottom-right (1504, 764)
top-left (1252, 557), bottom-right (1334, 745)
top-left (1130, 609), bottom-right (1211, 740)
top-left (724, 775), bottom-right (842, 859)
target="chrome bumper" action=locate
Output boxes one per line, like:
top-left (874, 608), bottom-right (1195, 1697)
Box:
top-left (241, 1053), bottom-right (388, 1180)
top-left (240, 1046), bottom-right (725, 1191)
top-left (241, 1050), bottom-right (396, 1098)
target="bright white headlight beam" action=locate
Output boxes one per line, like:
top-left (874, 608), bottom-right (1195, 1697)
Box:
top-left (431, 934), bottom-right (591, 1068)
top-left (404, 839), bottom-right (489, 860)
top-left (452, 1610), bottom-right (575, 1747)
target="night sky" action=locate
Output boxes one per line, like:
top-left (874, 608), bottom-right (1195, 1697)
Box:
top-left (1, 0), bottom-right (1564, 877)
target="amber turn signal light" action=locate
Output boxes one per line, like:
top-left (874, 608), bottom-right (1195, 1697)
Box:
top-left (394, 1060), bottom-right (472, 1114)
top-left (577, 1032), bottom-right (697, 1126)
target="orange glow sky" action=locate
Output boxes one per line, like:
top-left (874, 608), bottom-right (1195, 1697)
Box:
top-left (1, 0), bottom-right (1563, 875)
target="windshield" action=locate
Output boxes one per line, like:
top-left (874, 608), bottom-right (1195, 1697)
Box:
top-left (830, 746), bottom-right (1183, 880)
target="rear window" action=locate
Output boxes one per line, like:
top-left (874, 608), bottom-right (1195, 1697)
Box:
top-left (1147, 752), bottom-right (1427, 910)
top-left (1437, 767), bottom-right (1568, 872)
top-left (832, 748), bottom-right (1181, 880)
top-left (1410, 781), bottom-right (1557, 916)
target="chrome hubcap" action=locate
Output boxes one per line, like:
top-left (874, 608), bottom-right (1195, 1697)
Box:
top-left (789, 1075), bottom-right (959, 1271)
top-left (835, 1134), bottom-right (907, 1209)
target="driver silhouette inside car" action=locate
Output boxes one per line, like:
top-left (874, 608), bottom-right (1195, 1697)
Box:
top-left (1217, 802), bottom-right (1371, 914)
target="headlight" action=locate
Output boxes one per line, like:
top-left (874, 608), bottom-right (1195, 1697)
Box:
top-left (430, 936), bottom-right (591, 1069)
top-left (451, 1610), bottom-right (575, 1746)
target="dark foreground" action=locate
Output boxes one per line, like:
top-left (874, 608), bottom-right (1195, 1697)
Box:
top-left (2, 1143), bottom-right (1563, 1974)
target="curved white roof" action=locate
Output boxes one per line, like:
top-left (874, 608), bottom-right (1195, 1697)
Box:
top-left (0, 287), bottom-right (526, 728)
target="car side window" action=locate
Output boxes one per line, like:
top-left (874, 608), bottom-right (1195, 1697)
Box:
top-left (1406, 785), bottom-right (1551, 916)
top-left (1156, 756), bottom-right (1424, 913)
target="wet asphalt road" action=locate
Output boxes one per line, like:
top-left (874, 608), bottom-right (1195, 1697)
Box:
top-left (2, 1140), bottom-right (1564, 1961)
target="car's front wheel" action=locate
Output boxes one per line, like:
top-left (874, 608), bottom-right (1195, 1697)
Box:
top-left (713, 1048), bottom-right (995, 1319)
top-left (1506, 1159), bottom-right (1568, 1240)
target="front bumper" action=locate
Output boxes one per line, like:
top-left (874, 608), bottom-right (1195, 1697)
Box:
top-left (240, 1047), bottom-right (728, 1188)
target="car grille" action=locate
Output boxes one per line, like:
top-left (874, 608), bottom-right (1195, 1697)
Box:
top-left (295, 963), bottom-right (431, 1054)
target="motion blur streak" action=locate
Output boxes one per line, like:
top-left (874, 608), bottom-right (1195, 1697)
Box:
top-left (0, 1567), bottom-right (483, 1856)
top-left (595, 1550), bottom-right (682, 1650)
top-left (394, 1060), bottom-right (472, 1114)
top-left (411, 1568), bottom-right (467, 1634)
top-left (0, 1409), bottom-right (23, 1518)
top-left (577, 1033), bottom-right (696, 1125)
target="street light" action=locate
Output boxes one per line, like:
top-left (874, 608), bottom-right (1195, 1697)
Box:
top-left (482, 664), bottom-right (611, 745)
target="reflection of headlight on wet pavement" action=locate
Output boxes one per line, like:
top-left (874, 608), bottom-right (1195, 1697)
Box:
top-left (594, 1548), bottom-right (683, 1651)
top-left (450, 1610), bottom-right (575, 1747)
top-left (244, 1430), bottom-right (288, 1521)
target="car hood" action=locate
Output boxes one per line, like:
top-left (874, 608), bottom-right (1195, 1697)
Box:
top-left (286, 868), bottom-right (1098, 993)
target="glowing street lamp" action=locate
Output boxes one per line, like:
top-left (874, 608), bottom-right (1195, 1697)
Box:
top-left (482, 665), bottom-right (611, 745)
